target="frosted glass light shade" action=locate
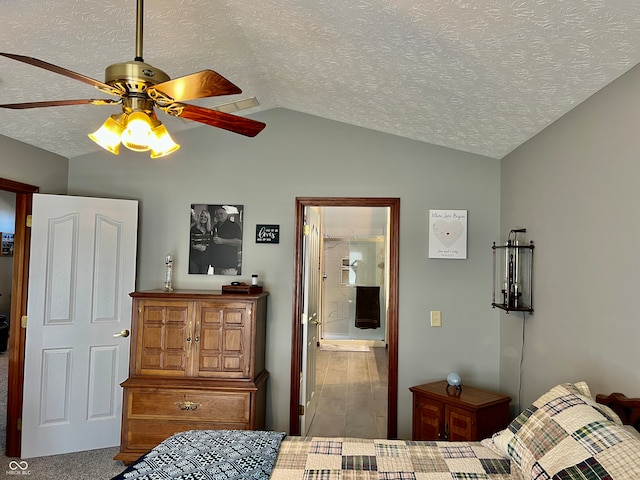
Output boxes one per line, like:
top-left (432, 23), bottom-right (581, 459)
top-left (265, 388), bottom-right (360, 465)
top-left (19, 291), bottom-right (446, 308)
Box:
top-left (121, 111), bottom-right (153, 152)
top-left (447, 372), bottom-right (461, 387)
top-left (88, 114), bottom-right (126, 154)
top-left (150, 123), bottom-right (180, 158)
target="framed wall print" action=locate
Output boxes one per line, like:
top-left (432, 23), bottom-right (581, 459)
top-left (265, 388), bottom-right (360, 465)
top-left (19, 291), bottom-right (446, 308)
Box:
top-left (428, 210), bottom-right (467, 259)
top-left (190, 204), bottom-right (244, 275)
top-left (1, 232), bottom-right (14, 256)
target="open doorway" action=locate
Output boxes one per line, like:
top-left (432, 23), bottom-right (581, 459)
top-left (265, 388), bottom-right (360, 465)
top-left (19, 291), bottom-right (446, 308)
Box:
top-left (0, 191), bottom-right (15, 457)
top-left (290, 197), bottom-right (399, 438)
top-left (0, 177), bottom-right (38, 457)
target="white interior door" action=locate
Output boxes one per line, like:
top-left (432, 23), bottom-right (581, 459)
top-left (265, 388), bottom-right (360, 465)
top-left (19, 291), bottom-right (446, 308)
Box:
top-left (22, 194), bottom-right (138, 458)
top-left (300, 206), bottom-right (321, 435)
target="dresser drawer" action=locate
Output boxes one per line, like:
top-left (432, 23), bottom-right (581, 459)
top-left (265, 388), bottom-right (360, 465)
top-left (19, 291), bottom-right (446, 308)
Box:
top-left (122, 419), bottom-right (249, 454)
top-left (126, 387), bottom-right (250, 423)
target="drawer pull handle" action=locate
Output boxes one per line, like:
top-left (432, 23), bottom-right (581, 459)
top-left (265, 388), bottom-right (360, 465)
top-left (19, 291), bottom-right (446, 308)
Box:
top-left (176, 401), bottom-right (201, 411)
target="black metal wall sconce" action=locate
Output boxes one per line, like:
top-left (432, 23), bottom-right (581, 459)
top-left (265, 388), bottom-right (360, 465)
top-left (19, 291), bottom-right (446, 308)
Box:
top-left (492, 228), bottom-right (534, 313)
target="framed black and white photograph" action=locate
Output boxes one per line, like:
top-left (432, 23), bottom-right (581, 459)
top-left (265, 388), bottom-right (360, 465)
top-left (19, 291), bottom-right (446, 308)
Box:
top-left (190, 204), bottom-right (244, 275)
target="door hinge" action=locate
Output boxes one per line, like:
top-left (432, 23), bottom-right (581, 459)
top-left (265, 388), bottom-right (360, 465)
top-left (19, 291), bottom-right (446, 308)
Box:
top-left (21, 316), bottom-right (27, 328)
top-left (17, 418), bottom-right (21, 431)
top-left (26, 215), bottom-right (32, 228)
top-left (298, 405), bottom-right (305, 415)
top-left (303, 224), bottom-right (310, 236)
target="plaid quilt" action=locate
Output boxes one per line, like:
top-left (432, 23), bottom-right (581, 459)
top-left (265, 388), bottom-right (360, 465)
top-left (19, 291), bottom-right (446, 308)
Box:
top-left (271, 437), bottom-right (524, 480)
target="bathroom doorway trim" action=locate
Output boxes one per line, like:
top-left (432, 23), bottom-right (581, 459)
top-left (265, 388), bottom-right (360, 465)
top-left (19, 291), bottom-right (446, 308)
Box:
top-left (289, 197), bottom-right (399, 438)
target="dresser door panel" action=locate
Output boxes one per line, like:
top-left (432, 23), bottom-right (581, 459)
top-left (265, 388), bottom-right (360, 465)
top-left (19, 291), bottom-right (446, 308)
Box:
top-left (196, 301), bottom-right (253, 378)
top-left (136, 300), bottom-right (192, 376)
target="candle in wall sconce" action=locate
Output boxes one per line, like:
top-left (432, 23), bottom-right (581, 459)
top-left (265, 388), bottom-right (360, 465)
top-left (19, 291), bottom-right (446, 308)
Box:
top-left (163, 254), bottom-right (174, 292)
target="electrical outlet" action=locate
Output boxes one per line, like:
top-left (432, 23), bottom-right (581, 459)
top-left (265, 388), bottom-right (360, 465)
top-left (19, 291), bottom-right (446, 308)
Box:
top-left (430, 310), bottom-right (441, 327)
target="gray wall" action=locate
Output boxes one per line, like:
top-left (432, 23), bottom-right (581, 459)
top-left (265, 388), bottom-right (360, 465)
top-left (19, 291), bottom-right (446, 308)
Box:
top-left (500, 63), bottom-right (640, 410)
top-left (0, 134), bottom-right (68, 317)
top-left (68, 108), bottom-right (501, 438)
top-left (0, 134), bottom-right (68, 194)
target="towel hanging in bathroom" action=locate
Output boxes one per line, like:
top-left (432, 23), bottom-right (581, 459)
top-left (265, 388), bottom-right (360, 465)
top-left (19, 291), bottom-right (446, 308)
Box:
top-left (355, 286), bottom-right (380, 329)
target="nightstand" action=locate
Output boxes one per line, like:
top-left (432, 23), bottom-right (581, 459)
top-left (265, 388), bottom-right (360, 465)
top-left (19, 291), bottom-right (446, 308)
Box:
top-left (410, 380), bottom-right (511, 441)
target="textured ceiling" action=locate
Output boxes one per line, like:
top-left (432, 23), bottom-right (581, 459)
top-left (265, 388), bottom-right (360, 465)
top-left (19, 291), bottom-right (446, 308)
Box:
top-left (1, 0), bottom-right (640, 160)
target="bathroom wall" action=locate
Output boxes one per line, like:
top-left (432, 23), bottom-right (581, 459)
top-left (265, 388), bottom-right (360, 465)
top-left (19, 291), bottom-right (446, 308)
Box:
top-left (321, 207), bottom-right (387, 343)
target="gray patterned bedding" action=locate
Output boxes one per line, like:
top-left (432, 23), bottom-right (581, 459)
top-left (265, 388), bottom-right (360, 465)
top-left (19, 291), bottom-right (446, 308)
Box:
top-left (111, 429), bottom-right (287, 480)
top-left (111, 383), bottom-right (640, 480)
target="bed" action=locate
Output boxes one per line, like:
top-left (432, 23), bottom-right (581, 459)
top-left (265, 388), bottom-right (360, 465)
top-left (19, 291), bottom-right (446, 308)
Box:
top-left (112, 382), bottom-right (640, 480)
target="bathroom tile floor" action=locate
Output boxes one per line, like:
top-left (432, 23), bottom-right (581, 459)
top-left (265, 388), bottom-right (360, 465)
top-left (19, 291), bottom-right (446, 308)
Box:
top-left (307, 345), bottom-right (388, 438)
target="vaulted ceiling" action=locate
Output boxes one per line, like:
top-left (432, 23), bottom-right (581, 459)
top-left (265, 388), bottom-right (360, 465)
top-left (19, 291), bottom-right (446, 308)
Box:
top-left (1, 1), bottom-right (640, 160)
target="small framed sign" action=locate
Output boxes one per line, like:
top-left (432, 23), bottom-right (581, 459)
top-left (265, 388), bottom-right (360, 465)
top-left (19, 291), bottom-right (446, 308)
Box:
top-left (256, 224), bottom-right (280, 244)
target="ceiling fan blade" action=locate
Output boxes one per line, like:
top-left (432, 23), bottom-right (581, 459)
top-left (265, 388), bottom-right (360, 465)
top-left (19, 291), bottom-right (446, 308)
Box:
top-left (149, 70), bottom-right (242, 102)
top-left (0, 99), bottom-right (121, 109)
top-left (0, 53), bottom-right (120, 95)
top-left (174, 104), bottom-right (265, 137)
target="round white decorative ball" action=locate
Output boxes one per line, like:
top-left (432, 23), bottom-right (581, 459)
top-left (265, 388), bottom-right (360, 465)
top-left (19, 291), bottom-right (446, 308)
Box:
top-left (447, 372), bottom-right (461, 387)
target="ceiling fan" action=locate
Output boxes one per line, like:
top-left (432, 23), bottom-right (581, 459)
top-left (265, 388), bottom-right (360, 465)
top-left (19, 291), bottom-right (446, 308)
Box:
top-left (0, 0), bottom-right (266, 158)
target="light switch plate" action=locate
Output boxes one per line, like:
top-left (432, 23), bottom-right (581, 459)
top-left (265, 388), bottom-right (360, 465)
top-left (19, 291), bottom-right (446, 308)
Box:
top-left (430, 311), bottom-right (441, 327)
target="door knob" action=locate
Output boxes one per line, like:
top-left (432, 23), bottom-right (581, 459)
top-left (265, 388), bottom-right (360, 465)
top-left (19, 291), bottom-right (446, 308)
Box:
top-left (310, 319), bottom-right (321, 325)
top-left (113, 329), bottom-right (130, 338)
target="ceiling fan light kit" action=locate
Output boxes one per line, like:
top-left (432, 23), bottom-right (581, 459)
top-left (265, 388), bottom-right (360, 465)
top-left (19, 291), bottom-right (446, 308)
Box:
top-left (89, 110), bottom-right (180, 158)
top-left (0, 0), bottom-right (265, 159)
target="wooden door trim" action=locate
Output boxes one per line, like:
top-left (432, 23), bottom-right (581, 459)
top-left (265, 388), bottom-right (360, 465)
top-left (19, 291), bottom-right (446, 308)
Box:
top-left (0, 178), bottom-right (39, 457)
top-left (290, 197), bottom-right (400, 438)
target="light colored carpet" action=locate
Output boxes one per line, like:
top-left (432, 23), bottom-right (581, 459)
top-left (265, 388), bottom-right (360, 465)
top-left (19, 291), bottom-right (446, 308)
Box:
top-left (319, 343), bottom-right (370, 352)
top-left (0, 351), bottom-right (127, 479)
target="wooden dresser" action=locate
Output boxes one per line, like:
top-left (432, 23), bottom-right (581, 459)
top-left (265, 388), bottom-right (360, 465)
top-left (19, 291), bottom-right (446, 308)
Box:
top-left (410, 380), bottom-right (511, 441)
top-left (115, 289), bottom-right (269, 463)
